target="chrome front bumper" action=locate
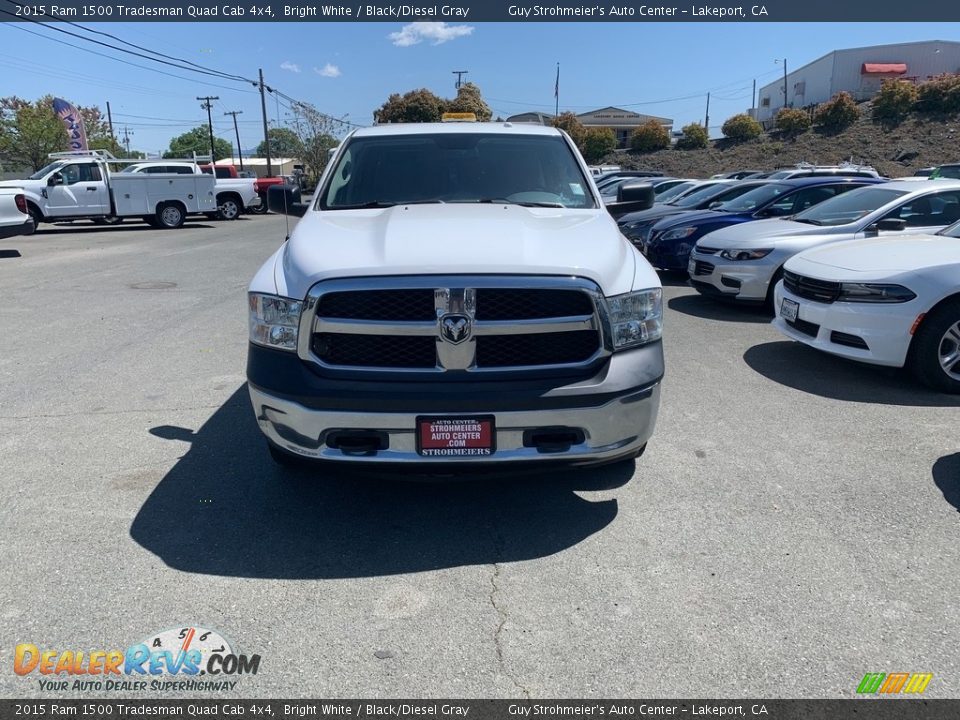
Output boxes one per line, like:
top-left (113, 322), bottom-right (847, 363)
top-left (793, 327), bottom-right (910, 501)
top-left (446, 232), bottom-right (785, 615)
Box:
top-left (249, 383), bottom-right (660, 466)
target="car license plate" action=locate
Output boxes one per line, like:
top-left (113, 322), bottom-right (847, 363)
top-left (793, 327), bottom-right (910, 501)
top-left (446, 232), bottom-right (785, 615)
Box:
top-left (687, 258), bottom-right (696, 274)
top-left (781, 298), bottom-right (799, 322)
top-left (417, 416), bottom-right (495, 457)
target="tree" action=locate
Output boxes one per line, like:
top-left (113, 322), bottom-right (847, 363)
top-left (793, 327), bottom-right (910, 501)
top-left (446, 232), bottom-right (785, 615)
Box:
top-left (164, 126), bottom-right (232, 161)
top-left (630, 120), bottom-right (671, 152)
top-left (446, 82), bottom-right (492, 122)
top-left (580, 127), bottom-right (617, 162)
top-left (551, 111), bottom-right (586, 146)
top-left (0, 96), bottom-right (68, 171)
top-left (814, 92), bottom-right (860, 130)
top-left (774, 108), bottom-right (812, 135)
top-left (290, 100), bottom-right (351, 184)
top-left (675, 122), bottom-right (709, 149)
top-left (256, 127), bottom-right (304, 158)
top-left (721, 113), bottom-right (762, 141)
top-left (873, 79), bottom-right (918, 120)
top-left (374, 88), bottom-right (447, 124)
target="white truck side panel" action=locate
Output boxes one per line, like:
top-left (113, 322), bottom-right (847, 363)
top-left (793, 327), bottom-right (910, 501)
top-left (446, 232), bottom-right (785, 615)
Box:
top-left (111, 174), bottom-right (216, 216)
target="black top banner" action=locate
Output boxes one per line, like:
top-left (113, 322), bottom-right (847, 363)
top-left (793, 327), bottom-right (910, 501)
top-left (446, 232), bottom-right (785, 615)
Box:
top-left (1, 0), bottom-right (960, 21)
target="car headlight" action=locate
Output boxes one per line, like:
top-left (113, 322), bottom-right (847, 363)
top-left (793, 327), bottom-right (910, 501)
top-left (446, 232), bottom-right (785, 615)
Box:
top-left (249, 293), bottom-right (302, 351)
top-left (605, 288), bottom-right (663, 350)
top-left (837, 283), bottom-right (916, 303)
top-left (719, 248), bottom-right (774, 261)
top-left (659, 226), bottom-right (698, 242)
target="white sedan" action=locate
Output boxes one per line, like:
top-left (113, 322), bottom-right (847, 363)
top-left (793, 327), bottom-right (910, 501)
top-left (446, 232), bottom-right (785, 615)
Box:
top-left (772, 223), bottom-right (960, 393)
top-left (0, 187), bottom-right (34, 239)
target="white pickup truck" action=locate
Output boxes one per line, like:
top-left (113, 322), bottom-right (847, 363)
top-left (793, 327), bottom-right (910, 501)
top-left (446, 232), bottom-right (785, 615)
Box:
top-left (248, 121), bottom-right (664, 471)
top-left (122, 161), bottom-right (260, 220)
top-left (0, 187), bottom-right (34, 238)
top-left (0, 151), bottom-right (217, 229)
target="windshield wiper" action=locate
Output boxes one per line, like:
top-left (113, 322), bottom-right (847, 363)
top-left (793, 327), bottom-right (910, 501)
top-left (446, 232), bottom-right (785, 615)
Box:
top-left (477, 198), bottom-right (565, 208)
top-left (334, 199), bottom-right (446, 210)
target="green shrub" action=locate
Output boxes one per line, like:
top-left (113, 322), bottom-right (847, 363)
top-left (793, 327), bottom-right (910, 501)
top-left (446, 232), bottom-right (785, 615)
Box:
top-left (916, 74), bottom-right (960, 113)
top-left (774, 107), bottom-right (812, 135)
top-left (721, 113), bottom-right (762, 141)
top-left (873, 79), bottom-right (918, 119)
top-left (630, 120), bottom-right (671, 152)
top-left (814, 92), bottom-right (860, 130)
top-left (580, 127), bottom-right (617, 163)
top-left (675, 122), bottom-right (709, 149)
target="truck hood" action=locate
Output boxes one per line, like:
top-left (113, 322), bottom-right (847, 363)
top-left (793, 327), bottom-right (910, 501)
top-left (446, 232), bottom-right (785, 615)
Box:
top-left (698, 218), bottom-right (845, 247)
top-left (278, 204), bottom-right (644, 299)
top-left (0, 180), bottom-right (38, 190)
top-left (787, 234), bottom-right (960, 276)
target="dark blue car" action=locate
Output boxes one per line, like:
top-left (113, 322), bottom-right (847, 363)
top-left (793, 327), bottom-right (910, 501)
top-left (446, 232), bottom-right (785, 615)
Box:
top-left (639, 176), bottom-right (887, 271)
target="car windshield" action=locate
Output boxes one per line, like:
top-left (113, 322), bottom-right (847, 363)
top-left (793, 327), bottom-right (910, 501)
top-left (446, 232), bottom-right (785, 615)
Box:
top-left (707, 182), bottom-right (767, 204)
top-left (713, 183), bottom-right (791, 212)
top-left (655, 182), bottom-right (695, 202)
top-left (791, 187), bottom-right (908, 226)
top-left (671, 183), bottom-right (729, 207)
top-left (937, 219), bottom-right (960, 237)
top-left (320, 132), bottom-right (595, 209)
top-left (28, 161), bottom-right (66, 180)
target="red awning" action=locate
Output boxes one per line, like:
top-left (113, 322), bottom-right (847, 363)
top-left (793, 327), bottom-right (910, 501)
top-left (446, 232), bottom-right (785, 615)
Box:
top-left (862, 63), bottom-right (907, 74)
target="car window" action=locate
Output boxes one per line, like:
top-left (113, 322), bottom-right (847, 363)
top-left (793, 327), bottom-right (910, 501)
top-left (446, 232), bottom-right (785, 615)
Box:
top-left (60, 164), bottom-right (82, 184)
top-left (933, 166), bottom-right (960, 180)
top-left (712, 183), bottom-right (790, 212)
top-left (78, 164), bottom-right (102, 182)
top-left (882, 190), bottom-right (960, 227)
top-left (671, 183), bottom-right (729, 207)
top-left (321, 133), bottom-right (595, 210)
top-left (655, 182), bottom-right (695, 202)
top-left (766, 185), bottom-right (841, 215)
top-left (791, 186), bottom-right (908, 226)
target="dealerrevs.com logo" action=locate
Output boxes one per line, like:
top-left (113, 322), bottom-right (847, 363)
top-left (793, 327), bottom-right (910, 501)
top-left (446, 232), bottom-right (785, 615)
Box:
top-left (857, 672), bottom-right (933, 695)
top-left (14, 627), bottom-right (260, 692)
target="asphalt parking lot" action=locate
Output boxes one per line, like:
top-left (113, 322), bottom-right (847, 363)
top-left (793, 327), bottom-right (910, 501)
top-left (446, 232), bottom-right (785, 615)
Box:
top-left (1, 214), bottom-right (958, 699)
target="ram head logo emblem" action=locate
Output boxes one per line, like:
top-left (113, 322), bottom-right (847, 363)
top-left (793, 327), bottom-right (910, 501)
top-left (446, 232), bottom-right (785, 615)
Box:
top-left (440, 314), bottom-right (471, 344)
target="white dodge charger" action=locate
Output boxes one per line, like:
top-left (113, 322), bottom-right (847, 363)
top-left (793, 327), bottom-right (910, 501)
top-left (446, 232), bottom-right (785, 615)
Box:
top-left (772, 221), bottom-right (960, 393)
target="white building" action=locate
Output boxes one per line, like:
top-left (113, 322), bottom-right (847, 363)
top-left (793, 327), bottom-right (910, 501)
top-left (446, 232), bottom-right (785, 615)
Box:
top-left (505, 107), bottom-right (673, 148)
top-left (754, 40), bottom-right (960, 123)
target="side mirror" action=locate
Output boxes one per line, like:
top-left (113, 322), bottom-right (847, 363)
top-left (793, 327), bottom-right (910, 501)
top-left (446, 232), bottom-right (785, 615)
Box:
top-left (757, 206), bottom-right (789, 218)
top-left (267, 184), bottom-right (308, 218)
top-left (48, 173), bottom-right (63, 187)
top-left (606, 182), bottom-right (655, 220)
top-left (869, 218), bottom-right (907, 233)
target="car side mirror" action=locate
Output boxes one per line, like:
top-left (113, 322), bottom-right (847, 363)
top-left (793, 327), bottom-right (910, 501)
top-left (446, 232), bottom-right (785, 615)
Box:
top-left (757, 206), bottom-right (789, 218)
top-left (607, 182), bottom-right (655, 220)
top-left (48, 173), bottom-right (63, 187)
top-left (267, 183), bottom-right (308, 218)
top-left (869, 218), bottom-right (907, 233)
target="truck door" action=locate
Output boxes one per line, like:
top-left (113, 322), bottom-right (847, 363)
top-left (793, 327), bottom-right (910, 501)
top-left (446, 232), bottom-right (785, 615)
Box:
top-left (46, 163), bottom-right (109, 217)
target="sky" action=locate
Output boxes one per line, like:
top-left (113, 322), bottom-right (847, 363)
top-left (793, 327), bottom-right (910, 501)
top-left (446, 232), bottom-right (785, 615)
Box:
top-left (0, 20), bottom-right (955, 155)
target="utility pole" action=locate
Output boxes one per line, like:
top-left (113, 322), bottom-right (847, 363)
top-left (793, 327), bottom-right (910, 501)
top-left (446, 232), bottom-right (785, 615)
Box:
top-left (120, 126), bottom-right (133, 155)
top-left (197, 95), bottom-right (219, 163)
top-left (258, 68), bottom-right (273, 177)
top-left (106, 101), bottom-right (114, 137)
top-left (781, 58), bottom-right (789, 108)
top-left (224, 110), bottom-right (244, 170)
top-left (452, 70), bottom-right (469, 90)
top-left (751, 79), bottom-right (756, 112)
top-left (704, 92), bottom-right (710, 130)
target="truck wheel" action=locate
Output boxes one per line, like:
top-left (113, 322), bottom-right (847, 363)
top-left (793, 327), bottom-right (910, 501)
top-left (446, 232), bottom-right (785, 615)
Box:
top-left (216, 195), bottom-right (241, 221)
top-left (909, 298), bottom-right (960, 394)
top-left (156, 202), bottom-right (185, 229)
top-left (27, 205), bottom-right (43, 231)
top-left (249, 194), bottom-right (269, 214)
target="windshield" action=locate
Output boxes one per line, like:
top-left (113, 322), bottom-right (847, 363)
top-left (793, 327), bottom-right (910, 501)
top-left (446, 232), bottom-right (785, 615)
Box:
top-left (939, 220), bottom-right (960, 237)
top-left (671, 183), bottom-right (729, 208)
top-left (791, 187), bottom-right (908, 226)
top-left (28, 161), bottom-right (66, 180)
top-left (713, 183), bottom-right (791, 212)
top-left (321, 132), bottom-right (595, 210)
top-left (655, 181), bottom-right (695, 202)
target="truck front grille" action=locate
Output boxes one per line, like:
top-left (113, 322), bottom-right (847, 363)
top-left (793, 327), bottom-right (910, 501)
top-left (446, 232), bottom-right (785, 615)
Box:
top-left (301, 277), bottom-right (607, 374)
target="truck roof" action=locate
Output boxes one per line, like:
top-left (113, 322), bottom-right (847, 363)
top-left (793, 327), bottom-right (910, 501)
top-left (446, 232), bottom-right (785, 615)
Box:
top-left (352, 122), bottom-right (565, 138)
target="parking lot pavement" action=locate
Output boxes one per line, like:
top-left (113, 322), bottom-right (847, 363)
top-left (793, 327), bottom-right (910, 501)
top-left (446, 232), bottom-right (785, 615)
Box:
top-left (1, 215), bottom-right (958, 699)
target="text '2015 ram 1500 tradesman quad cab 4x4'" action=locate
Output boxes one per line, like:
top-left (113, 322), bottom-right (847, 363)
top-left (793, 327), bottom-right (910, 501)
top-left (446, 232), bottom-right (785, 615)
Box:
top-left (247, 122), bottom-right (664, 470)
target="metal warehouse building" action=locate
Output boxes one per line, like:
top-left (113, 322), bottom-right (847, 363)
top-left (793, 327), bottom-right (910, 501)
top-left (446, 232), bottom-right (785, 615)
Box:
top-left (754, 40), bottom-right (960, 123)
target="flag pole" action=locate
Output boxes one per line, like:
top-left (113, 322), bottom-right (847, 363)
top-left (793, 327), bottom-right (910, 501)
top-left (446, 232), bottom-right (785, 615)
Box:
top-left (554, 63), bottom-right (560, 116)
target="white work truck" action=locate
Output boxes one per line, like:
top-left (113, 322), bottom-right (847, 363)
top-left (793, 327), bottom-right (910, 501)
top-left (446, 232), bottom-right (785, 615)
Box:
top-left (0, 150), bottom-right (217, 229)
top-left (121, 161), bottom-right (260, 220)
top-left (249, 121), bottom-right (664, 471)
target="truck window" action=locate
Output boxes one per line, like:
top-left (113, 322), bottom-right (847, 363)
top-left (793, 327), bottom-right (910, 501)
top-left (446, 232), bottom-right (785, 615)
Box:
top-left (215, 168), bottom-right (232, 179)
top-left (320, 133), bottom-right (595, 210)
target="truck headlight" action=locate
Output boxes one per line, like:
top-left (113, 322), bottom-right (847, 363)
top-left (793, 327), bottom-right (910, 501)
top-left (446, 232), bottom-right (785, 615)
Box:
top-left (719, 248), bottom-right (773, 261)
top-left (659, 226), bottom-right (698, 242)
top-left (837, 283), bottom-right (916, 303)
top-left (605, 288), bottom-right (663, 350)
top-left (249, 293), bottom-right (302, 351)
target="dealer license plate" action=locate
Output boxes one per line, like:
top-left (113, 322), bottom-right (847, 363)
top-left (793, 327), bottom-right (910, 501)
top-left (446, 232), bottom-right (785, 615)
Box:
top-left (781, 298), bottom-right (799, 322)
top-left (687, 258), bottom-right (696, 274)
top-left (417, 416), bottom-right (495, 458)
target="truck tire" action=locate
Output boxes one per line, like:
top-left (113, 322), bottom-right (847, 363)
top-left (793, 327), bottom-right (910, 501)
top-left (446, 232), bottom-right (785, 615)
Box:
top-left (909, 298), bottom-right (960, 394)
top-left (27, 204), bottom-right (43, 231)
top-left (216, 194), bottom-right (241, 221)
top-left (249, 193), bottom-right (269, 214)
top-left (155, 202), bottom-right (186, 229)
